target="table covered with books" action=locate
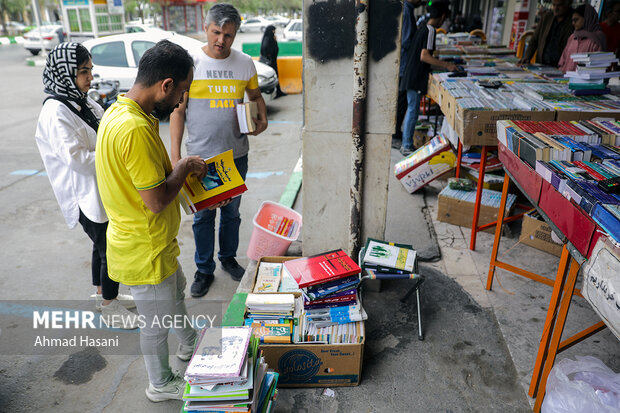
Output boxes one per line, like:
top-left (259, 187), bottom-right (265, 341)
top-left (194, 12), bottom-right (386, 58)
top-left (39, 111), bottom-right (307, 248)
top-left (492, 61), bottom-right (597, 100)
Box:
top-left (424, 50), bottom-right (620, 251)
top-left (485, 119), bottom-right (620, 412)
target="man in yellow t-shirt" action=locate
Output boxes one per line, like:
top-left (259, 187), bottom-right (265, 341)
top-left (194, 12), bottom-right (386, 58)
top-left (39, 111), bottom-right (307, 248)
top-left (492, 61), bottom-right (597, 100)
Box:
top-left (96, 40), bottom-right (226, 402)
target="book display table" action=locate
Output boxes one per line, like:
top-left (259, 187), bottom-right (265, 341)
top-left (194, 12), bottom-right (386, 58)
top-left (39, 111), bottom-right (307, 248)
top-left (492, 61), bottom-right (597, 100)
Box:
top-left (426, 72), bottom-right (620, 251)
top-left (486, 143), bottom-right (616, 412)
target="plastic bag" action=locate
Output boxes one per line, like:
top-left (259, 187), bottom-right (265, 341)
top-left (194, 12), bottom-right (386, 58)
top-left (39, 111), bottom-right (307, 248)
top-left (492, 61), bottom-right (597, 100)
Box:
top-left (542, 356), bottom-right (620, 413)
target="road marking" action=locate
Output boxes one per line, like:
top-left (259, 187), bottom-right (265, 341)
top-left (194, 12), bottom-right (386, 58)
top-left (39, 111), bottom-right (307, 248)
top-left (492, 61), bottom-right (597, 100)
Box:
top-left (268, 120), bottom-right (302, 124)
top-left (10, 170), bottom-right (47, 176)
top-left (246, 171), bottom-right (284, 179)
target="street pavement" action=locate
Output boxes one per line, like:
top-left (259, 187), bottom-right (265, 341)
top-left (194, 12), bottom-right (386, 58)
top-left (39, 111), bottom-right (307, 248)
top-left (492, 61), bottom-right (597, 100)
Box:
top-left (1, 42), bottom-right (620, 412)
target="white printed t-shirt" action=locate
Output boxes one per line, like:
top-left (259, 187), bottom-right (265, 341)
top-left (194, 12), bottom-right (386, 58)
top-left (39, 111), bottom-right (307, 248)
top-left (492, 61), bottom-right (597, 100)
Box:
top-left (185, 47), bottom-right (259, 160)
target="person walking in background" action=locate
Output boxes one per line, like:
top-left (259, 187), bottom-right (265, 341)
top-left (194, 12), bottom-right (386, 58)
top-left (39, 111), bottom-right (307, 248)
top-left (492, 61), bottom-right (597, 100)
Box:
top-left (260, 25), bottom-right (286, 98)
top-left (399, 1), bottom-right (457, 156)
top-left (34, 42), bottom-right (136, 328)
top-left (600, 1), bottom-right (620, 66)
top-left (519, 0), bottom-right (574, 66)
top-left (393, 0), bottom-right (424, 150)
top-left (558, 4), bottom-right (606, 73)
top-left (95, 40), bottom-right (217, 402)
top-left (170, 3), bottom-right (268, 298)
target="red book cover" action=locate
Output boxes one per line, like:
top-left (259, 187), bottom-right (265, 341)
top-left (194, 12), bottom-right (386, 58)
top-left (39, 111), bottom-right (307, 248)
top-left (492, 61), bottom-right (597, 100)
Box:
top-left (514, 121), bottom-right (534, 134)
top-left (574, 161), bottom-right (606, 180)
top-left (283, 249), bottom-right (361, 289)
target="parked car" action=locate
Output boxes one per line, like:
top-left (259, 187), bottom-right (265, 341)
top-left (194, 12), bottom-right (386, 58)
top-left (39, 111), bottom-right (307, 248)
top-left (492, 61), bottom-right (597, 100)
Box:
top-left (125, 22), bottom-right (167, 33)
top-left (264, 16), bottom-right (290, 28)
top-left (282, 19), bottom-right (302, 42)
top-left (22, 25), bottom-right (66, 55)
top-left (82, 31), bottom-right (278, 100)
top-left (239, 17), bottom-right (269, 33)
top-left (4, 21), bottom-right (26, 36)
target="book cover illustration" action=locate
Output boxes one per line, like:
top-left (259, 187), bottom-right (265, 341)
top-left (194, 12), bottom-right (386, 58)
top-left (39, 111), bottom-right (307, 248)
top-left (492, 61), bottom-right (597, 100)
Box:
top-left (185, 327), bottom-right (252, 379)
top-left (363, 238), bottom-right (416, 273)
top-left (179, 150), bottom-right (248, 215)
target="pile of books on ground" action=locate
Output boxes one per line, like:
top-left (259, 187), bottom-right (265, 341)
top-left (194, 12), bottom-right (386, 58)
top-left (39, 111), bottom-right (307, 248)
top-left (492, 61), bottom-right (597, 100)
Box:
top-left (183, 326), bottom-right (279, 413)
top-left (496, 120), bottom-right (620, 244)
top-left (282, 249), bottom-right (366, 344)
top-left (244, 293), bottom-right (298, 344)
top-left (565, 52), bottom-right (619, 96)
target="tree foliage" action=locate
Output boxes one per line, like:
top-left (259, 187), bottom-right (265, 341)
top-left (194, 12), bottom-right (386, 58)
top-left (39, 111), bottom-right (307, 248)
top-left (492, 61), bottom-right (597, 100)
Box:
top-left (0, 0), bottom-right (29, 35)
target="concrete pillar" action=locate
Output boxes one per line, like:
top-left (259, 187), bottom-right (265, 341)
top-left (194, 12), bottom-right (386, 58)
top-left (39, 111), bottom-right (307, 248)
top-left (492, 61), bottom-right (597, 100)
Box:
top-left (301, 0), bottom-right (402, 256)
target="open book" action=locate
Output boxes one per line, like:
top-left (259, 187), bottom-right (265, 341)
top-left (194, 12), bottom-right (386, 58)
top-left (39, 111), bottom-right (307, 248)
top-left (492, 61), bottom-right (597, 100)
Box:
top-left (179, 149), bottom-right (247, 214)
top-left (236, 101), bottom-right (257, 134)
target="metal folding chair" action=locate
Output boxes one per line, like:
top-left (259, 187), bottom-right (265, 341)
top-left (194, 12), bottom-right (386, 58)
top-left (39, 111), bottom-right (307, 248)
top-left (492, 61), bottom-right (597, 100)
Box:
top-left (358, 247), bottom-right (425, 340)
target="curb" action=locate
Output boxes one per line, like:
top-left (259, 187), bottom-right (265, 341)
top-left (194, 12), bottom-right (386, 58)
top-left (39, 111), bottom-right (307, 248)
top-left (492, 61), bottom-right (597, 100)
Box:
top-left (0, 36), bottom-right (24, 45)
top-left (26, 57), bottom-right (46, 67)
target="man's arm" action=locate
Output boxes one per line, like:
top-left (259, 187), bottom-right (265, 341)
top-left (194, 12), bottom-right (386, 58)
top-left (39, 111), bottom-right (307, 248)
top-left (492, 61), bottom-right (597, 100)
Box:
top-left (138, 156), bottom-right (207, 214)
top-left (420, 49), bottom-right (458, 71)
top-left (169, 92), bottom-right (188, 167)
top-left (520, 16), bottom-right (544, 64)
top-left (245, 87), bottom-right (268, 135)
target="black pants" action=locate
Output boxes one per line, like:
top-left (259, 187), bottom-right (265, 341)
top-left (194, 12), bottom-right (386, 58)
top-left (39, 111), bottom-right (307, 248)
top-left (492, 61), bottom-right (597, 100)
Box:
top-left (78, 210), bottom-right (119, 300)
top-left (395, 81), bottom-right (407, 138)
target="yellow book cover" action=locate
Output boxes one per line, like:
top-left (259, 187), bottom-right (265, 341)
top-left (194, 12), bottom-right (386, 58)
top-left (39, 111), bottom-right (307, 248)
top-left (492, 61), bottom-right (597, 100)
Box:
top-left (179, 150), bottom-right (247, 215)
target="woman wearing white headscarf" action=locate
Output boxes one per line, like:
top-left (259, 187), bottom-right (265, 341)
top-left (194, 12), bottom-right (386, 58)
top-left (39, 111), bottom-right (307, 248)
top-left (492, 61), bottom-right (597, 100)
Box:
top-left (35, 42), bottom-right (136, 327)
top-left (558, 4), bottom-right (607, 73)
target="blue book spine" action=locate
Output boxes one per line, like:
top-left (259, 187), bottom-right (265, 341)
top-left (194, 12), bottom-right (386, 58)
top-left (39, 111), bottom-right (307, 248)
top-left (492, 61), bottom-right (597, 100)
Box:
top-left (592, 204), bottom-right (620, 244)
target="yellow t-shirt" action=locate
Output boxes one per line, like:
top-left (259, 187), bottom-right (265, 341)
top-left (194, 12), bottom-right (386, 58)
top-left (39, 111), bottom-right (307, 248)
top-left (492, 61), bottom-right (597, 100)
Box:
top-left (95, 96), bottom-right (180, 285)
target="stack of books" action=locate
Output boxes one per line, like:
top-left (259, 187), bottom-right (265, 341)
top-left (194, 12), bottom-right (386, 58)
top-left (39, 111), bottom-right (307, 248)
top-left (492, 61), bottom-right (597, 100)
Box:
top-left (282, 249), bottom-right (366, 344)
top-left (565, 52), bottom-right (620, 95)
top-left (244, 293), bottom-right (297, 344)
top-left (361, 238), bottom-right (417, 279)
top-left (183, 327), bottom-right (279, 413)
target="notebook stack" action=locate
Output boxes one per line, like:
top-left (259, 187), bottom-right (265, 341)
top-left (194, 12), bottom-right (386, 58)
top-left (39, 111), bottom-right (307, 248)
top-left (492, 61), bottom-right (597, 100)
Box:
top-left (244, 294), bottom-right (296, 344)
top-left (565, 52), bottom-right (620, 96)
top-left (182, 327), bottom-right (279, 413)
top-left (282, 249), bottom-right (366, 344)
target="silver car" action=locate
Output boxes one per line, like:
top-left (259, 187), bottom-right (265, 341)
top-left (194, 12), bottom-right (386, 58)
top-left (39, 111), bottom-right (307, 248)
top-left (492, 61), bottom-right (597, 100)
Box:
top-left (22, 25), bottom-right (66, 55)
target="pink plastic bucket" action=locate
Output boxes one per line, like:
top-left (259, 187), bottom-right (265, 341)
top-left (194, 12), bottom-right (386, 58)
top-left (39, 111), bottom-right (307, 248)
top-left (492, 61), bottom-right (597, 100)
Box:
top-left (246, 201), bottom-right (302, 261)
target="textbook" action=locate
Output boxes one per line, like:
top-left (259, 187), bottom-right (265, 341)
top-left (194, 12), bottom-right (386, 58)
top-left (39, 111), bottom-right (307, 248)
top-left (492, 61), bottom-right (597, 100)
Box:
top-left (362, 238), bottom-right (416, 273)
top-left (179, 150), bottom-right (248, 214)
top-left (282, 249), bottom-right (361, 289)
top-left (236, 101), bottom-right (257, 134)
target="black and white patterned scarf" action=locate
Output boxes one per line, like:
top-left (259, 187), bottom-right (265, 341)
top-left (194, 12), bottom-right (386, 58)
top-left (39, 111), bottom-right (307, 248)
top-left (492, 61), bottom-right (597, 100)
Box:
top-left (43, 42), bottom-right (99, 131)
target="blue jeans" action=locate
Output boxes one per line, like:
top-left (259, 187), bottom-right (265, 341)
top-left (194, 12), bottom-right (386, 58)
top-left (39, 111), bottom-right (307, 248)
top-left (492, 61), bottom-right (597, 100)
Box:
top-left (402, 89), bottom-right (421, 150)
top-left (192, 154), bottom-right (248, 274)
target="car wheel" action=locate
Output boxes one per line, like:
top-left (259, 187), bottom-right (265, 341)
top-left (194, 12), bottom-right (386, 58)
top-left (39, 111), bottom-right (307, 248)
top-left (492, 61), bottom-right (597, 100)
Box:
top-left (29, 49), bottom-right (40, 56)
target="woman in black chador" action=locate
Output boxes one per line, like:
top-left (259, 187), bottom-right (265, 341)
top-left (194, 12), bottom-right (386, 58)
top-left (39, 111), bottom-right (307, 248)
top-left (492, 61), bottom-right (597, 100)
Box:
top-left (260, 25), bottom-right (286, 98)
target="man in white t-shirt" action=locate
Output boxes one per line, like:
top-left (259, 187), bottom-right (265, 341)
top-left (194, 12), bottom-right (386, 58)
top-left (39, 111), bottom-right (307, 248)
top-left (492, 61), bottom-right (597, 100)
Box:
top-left (170, 3), bottom-right (268, 298)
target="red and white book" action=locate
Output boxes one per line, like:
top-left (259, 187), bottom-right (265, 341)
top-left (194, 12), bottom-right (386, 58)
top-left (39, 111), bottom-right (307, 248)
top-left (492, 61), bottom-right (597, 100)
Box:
top-left (282, 249), bottom-right (361, 289)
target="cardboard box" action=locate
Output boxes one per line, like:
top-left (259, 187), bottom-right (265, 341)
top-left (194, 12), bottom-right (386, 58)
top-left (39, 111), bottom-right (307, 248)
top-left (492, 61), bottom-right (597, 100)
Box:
top-left (454, 108), bottom-right (555, 146)
top-left (259, 340), bottom-right (364, 387)
top-left (395, 135), bottom-right (456, 193)
top-left (555, 110), bottom-right (620, 122)
top-left (437, 186), bottom-right (517, 233)
top-left (252, 256), bottom-right (365, 387)
top-left (519, 210), bottom-right (563, 257)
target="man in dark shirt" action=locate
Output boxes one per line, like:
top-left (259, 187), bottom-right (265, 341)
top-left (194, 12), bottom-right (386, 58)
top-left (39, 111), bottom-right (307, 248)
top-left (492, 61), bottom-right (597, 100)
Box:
top-left (519, 0), bottom-right (573, 66)
top-left (393, 0), bottom-right (424, 149)
top-left (399, 1), bottom-right (457, 156)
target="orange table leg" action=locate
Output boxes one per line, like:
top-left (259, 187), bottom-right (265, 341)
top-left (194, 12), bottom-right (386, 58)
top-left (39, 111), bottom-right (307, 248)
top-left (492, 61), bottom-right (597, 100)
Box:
top-left (456, 141), bottom-right (462, 178)
top-left (470, 146), bottom-right (488, 250)
top-left (528, 244), bottom-right (571, 398)
top-left (486, 172), bottom-right (510, 291)
top-left (533, 256), bottom-right (581, 413)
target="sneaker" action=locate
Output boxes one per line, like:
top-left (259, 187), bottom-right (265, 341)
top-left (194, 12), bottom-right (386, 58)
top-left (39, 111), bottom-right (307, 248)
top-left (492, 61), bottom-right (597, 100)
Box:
top-left (391, 138), bottom-right (402, 149)
top-left (100, 300), bottom-right (139, 330)
top-left (176, 337), bottom-right (196, 362)
top-left (400, 146), bottom-right (414, 156)
top-left (220, 257), bottom-right (245, 281)
top-left (191, 271), bottom-right (214, 298)
top-left (91, 293), bottom-right (135, 311)
top-left (145, 373), bottom-right (185, 402)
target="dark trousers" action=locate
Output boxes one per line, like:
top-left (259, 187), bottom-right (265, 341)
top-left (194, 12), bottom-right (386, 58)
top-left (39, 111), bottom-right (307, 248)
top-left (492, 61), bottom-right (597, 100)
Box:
top-left (78, 210), bottom-right (119, 300)
top-left (395, 80), bottom-right (407, 138)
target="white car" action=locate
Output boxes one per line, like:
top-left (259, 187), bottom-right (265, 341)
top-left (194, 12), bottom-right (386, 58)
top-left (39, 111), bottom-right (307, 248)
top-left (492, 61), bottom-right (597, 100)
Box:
top-left (282, 19), bottom-right (302, 42)
top-left (5, 21), bottom-right (26, 36)
top-left (82, 32), bottom-right (278, 100)
top-left (22, 25), bottom-right (66, 55)
top-left (264, 16), bottom-right (290, 28)
top-left (239, 17), bottom-right (269, 33)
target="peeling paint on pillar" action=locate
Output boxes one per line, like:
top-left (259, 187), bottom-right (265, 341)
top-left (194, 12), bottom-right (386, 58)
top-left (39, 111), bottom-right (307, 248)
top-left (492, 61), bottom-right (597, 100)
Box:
top-left (307, 0), bottom-right (402, 64)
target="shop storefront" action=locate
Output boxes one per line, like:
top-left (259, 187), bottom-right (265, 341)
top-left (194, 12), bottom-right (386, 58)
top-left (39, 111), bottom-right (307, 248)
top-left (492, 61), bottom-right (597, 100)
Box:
top-left (60, 0), bottom-right (124, 42)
